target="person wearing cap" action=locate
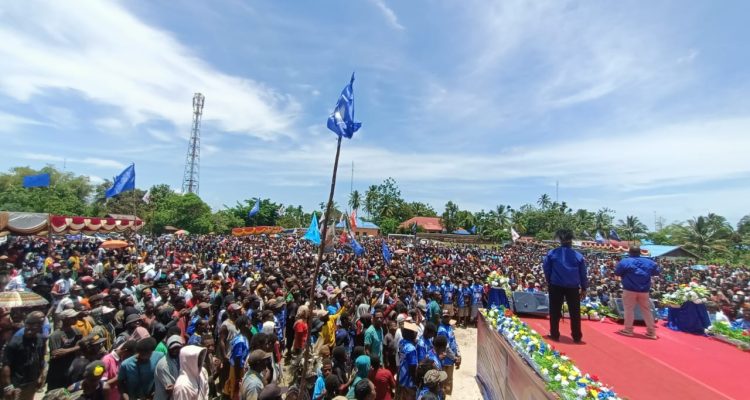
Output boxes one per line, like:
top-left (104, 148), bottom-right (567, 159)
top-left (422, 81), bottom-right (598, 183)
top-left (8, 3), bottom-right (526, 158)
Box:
top-left (68, 333), bottom-right (107, 384)
top-left (543, 229), bottom-right (588, 343)
top-left (1, 312), bottom-right (46, 400)
top-left (397, 322), bottom-right (419, 400)
top-left (47, 308), bottom-right (84, 390)
top-left (67, 360), bottom-right (109, 399)
top-left (615, 246), bottom-right (660, 339)
top-left (240, 349), bottom-right (272, 400)
top-left (154, 335), bottom-right (184, 400)
top-left (436, 311), bottom-right (460, 396)
top-left (418, 369), bottom-right (447, 400)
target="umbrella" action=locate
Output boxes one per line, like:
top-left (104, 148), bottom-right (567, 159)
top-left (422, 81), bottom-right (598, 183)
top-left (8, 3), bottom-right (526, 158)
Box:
top-left (690, 264), bottom-right (708, 271)
top-left (175, 230), bottom-right (189, 235)
top-left (394, 249), bottom-right (408, 255)
top-left (100, 240), bottom-right (128, 249)
top-left (0, 291), bottom-right (49, 308)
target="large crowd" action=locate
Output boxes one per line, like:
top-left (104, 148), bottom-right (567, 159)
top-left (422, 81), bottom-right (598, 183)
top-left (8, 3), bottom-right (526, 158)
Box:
top-left (0, 232), bottom-right (748, 400)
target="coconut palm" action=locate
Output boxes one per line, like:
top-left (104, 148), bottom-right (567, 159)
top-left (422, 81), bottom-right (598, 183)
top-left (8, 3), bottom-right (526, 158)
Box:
top-left (677, 215), bottom-right (731, 258)
top-left (537, 194), bottom-right (552, 209)
top-left (617, 215), bottom-right (648, 241)
top-left (348, 190), bottom-right (361, 212)
top-left (363, 185), bottom-right (378, 218)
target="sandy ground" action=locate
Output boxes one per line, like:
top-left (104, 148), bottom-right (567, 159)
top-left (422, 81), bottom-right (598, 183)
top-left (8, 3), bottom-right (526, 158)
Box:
top-left (451, 326), bottom-right (484, 400)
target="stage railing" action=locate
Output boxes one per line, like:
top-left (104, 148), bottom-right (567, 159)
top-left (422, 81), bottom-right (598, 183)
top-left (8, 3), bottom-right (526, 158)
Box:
top-left (476, 312), bottom-right (556, 400)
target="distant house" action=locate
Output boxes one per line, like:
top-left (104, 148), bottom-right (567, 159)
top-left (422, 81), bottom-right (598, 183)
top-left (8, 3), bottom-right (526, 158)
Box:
top-left (335, 218), bottom-right (380, 237)
top-left (399, 216), bottom-right (443, 233)
top-left (107, 213), bottom-right (142, 223)
top-left (640, 245), bottom-right (699, 259)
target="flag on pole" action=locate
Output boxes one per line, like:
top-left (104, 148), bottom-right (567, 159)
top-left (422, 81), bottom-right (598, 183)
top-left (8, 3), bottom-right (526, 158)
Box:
top-left (142, 190), bottom-right (151, 204)
top-left (248, 198), bottom-right (260, 218)
top-left (105, 164), bottom-right (135, 198)
top-left (609, 228), bottom-right (622, 241)
top-left (302, 213), bottom-right (321, 245)
top-left (339, 230), bottom-right (349, 245)
top-left (23, 173), bottom-right (50, 188)
top-left (510, 227), bottom-right (520, 242)
top-left (324, 221), bottom-right (337, 249)
top-left (411, 222), bottom-right (418, 235)
top-left (381, 240), bottom-right (392, 265)
top-left (351, 235), bottom-right (365, 256)
top-left (470, 225), bottom-right (477, 235)
top-left (349, 210), bottom-right (358, 230)
top-left (595, 231), bottom-right (605, 243)
top-left (327, 73), bottom-right (362, 139)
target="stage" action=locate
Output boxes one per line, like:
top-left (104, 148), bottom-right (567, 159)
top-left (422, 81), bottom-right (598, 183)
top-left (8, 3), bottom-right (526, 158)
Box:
top-left (520, 316), bottom-right (749, 400)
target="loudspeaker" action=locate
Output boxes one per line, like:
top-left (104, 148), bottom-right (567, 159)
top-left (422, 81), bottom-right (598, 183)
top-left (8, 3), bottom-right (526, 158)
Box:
top-left (511, 291), bottom-right (550, 315)
top-left (609, 297), bottom-right (657, 321)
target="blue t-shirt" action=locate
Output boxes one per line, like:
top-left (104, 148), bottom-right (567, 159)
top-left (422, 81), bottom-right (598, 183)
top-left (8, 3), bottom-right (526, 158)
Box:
top-left (614, 257), bottom-right (659, 292)
top-left (228, 334), bottom-right (249, 366)
top-left (398, 340), bottom-right (418, 389)
top-left (416, 337), bottom-right (432, 362)
top-left (456, 286), bottom-right (471, 307)
top-left (471, 284), bottom-right (484, 306)
top-left (441, 284), bottom-right (455, 304)
top-left (437, 324), bottom-right (459, 366)
top-left (364, 325), bottom-right (384, 360)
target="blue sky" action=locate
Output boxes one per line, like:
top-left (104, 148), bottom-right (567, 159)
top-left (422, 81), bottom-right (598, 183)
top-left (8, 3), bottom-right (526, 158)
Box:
top-left (2, 0), bottom-right (750, 227)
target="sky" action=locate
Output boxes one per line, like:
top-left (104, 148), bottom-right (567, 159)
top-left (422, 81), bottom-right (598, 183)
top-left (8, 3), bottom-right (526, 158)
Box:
top-left (2, 0), bottom-right (750, 228)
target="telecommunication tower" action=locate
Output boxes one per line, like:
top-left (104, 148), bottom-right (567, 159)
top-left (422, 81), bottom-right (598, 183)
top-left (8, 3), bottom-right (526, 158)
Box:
top-left (182, 93), bottom-right (204, 194)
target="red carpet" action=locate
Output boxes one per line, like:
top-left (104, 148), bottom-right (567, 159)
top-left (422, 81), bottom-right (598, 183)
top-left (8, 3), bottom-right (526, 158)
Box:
top-left (520, 316), bottom-right (749, 400)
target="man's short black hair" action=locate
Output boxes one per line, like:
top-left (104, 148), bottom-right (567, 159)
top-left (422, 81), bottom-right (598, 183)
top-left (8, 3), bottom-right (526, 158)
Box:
top-left (433, 335), bottom-right (448, 349)
top-left (354, 378), bottom-right (373, 400)
top-left (135, 337), bottom-right (156, 353)
top-left (556, 229), bottom-right (574, 245)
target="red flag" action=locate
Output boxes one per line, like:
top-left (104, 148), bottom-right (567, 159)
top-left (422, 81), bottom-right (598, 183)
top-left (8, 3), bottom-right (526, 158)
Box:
top-left (339, 230), bottom-right (348, 245)
top-left (350, 210), bottom-right (357, 230)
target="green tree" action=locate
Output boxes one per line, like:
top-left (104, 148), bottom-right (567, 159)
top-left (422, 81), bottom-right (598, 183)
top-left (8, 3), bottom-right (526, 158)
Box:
top-left (349, 190), bottom-right (361, 212)
top-left (379, 217), bottom-right (400, 235)
top-left (676, 215), bottom-right (731, 258)
top-left (363, 185), bottom-right (378, 218)
top-left (537, 194), bottom-right (552, 209)
top-left (152, 193), bottom-right (213, 234)
top-left (407, 201), bottom-right (437, 217)
top-left (617, 215), bottom-right (648, 241)
top-left (442, 201), bottom-right (459, 233)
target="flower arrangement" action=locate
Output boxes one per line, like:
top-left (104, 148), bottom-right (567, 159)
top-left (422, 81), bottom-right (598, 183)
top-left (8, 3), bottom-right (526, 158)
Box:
top-left (486, 270), bottom-right (511, 290)
top-left (706, 321), bottom-right (750, 351)
top-left (661, 282), bottom-right (711, 307)
top-left (481, 308), bottom-right (622, 399)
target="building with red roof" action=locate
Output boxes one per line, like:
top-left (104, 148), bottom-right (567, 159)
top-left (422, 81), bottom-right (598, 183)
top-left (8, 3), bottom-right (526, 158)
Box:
top-left (399, 216), bottom-right (443, 233)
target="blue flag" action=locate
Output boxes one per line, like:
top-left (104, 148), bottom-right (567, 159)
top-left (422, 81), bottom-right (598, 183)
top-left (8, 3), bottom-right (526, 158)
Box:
top-left (470, 225), bottom-right (477, 235)
top-left (105, 164), bottom-right (135, 198)
top-left (381, 241), bottom-right (392, 265)
top-left (351, 235), bottom-right (365, 256)
top-left (23, 173), bottom-right (50, 188)
top-left (327, 73), bottom-right (362, 139)
top-left (302, 213), bottom-right (321, 245)
top-left (609, 228), bottom-right (621, 241)
top-left (248, 198), bottom-right (260, 218)
top-left (641, 238), bottom-right (654, 245)
top-left (595, 231), bottom-right (605, 243)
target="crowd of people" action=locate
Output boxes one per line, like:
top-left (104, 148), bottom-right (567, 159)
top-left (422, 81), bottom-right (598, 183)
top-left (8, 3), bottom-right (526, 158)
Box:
top-left (0, 231), bottom-right (748, 400)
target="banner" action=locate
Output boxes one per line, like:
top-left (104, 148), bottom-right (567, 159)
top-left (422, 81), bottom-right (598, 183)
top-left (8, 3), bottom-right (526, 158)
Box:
top-left (231, 226), bottom-right (284, 236)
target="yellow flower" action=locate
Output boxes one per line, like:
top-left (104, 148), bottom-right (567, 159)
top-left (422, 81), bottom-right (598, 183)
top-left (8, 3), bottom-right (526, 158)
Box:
top-left (579, 378), bottom-right (589, 384)
top-left (590, 389), bottom-right (599, 397)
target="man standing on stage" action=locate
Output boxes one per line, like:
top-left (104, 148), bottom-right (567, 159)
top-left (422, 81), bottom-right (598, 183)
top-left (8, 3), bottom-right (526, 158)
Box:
top-left (543, 229), bottom-right (587, 343)
top-left (615, 246), bottom-right (660, 339)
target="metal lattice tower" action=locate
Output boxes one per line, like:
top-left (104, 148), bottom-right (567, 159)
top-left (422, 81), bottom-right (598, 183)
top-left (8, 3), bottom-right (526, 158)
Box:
top-left (182, 93), bottom-right (204, 194)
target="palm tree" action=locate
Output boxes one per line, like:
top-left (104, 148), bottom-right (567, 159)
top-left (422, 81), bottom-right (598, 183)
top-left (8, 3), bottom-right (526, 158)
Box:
top-left (537, 194), bottom-right (552, 209)
top-left (492, 204), bottom-right (512, 228)
top-left (363, 185), bottom-right (378, 218)
top-left (594, 208), bottom-right (614, 234)
top-left (617, 215), bottom-right (648, 241)
top-left (678, 215), bottom-right (730, 258)
top-left (348, 190), bottom-right (361, 212)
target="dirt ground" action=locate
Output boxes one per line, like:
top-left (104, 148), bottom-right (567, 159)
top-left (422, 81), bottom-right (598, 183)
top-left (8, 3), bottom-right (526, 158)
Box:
top-left (451, 326), bottom-right (484, 400)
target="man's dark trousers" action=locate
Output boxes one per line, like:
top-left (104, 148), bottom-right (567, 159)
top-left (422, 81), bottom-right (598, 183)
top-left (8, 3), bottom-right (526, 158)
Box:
top-left (548, 284), bottom-right (582, 341)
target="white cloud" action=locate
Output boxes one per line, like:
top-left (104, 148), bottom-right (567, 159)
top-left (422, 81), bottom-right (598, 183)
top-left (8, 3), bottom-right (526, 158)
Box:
top-left (0, 1), bottom-right (299, 141)
top-left (368, 0), bottom-right (405, 30)
top-left (146, 129), bottom-right (175, 143)
top-left (0, 111), bottom-right (48, 132)
top-left (21, 153), bottom-right (125, 169)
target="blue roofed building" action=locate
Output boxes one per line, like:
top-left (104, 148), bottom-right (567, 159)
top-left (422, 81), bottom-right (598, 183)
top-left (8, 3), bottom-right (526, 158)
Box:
top-left (335, 218), bottom-right (380, 237)
top-left (640, 244), bottom-right (699, 259)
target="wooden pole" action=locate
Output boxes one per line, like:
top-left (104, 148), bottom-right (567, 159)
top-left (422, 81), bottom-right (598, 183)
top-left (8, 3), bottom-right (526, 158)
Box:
top-left (300, 134), bottom-right (343, 389)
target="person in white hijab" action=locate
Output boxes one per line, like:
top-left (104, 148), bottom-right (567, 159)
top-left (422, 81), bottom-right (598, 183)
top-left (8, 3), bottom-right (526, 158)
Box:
top-left (172, 345), bottom-right (209, 400)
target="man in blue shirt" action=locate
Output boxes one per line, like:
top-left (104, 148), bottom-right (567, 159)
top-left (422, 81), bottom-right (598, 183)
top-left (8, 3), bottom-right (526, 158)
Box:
top-left (470, 276), bottom-right (484, 326)
top-left (440, 278), bottom-right (456, 317)
top-left (437, 311), bottom-right (461, 396)
top-left (397, 322), bottom-right (419, 400)
top-left (543, 229), bottom-right (587, 343)
top-left (615, 247), bottom-right (660, 339)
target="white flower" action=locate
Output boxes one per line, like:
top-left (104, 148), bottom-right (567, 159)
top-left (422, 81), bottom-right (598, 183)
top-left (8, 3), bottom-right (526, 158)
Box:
top-left (561, 355), bottom-right (569, 361)
top-left (554, 374), bottom-right (562, 381)
top-left (561, 379), bottom-right (569, 387)
top-left (552, 363), bottom-right (560, 369)
top-left (541, 368), bottom-right (548, 376)
top-left (577, 388), bottom-right (587, 397)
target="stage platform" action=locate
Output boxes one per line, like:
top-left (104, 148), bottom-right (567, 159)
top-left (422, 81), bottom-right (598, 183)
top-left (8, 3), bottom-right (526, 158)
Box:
top-left (520, 316), bottom-right (749, 400)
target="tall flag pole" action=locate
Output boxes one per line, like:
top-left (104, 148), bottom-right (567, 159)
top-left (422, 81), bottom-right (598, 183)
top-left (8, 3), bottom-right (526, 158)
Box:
top-left (303, 73), bottom-right (362, 386)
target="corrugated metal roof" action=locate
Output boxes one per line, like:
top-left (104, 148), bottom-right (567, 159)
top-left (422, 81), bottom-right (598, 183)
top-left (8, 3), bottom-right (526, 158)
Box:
top-left (335, 218), bottom-right (379, 230)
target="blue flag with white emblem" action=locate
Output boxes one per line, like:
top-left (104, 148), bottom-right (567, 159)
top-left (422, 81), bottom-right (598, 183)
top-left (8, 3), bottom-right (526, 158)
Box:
top-left (248, 198), bottom-right (260, 218)
top-left (327, 73), bottom-right (362, 139)
top-left (105, 164), bottom-right (135, 198)
top-left (381, 240), bottom-right (392, 265)
top-left (303, 213), bottom-right (321, 245)
top-left (609, 228), bottom-right (622, 241)
top-left (351, 235), bottom-right (365, 256)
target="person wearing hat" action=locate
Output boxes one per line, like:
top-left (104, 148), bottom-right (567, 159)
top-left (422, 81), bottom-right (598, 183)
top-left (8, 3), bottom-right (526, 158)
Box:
top-left (437, 310), bottom-right (461, 396)
top-left (240, 349), bottom-right (272, 400)
top-left (1, 312), bottom-right (46, 400)
top-left (397, 322), bottom-right (419, 400)
top-left (418, 369), bottom-right (447, 400)
top-left (68, 333), bottom-right (108, 384)
top-left (67, 360), bottom-right (109, 399)
top-left (47, 308), bottom-right (84, 390)
top-left (154, 335), bottom-right (184, 400)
